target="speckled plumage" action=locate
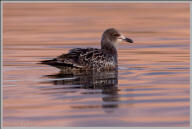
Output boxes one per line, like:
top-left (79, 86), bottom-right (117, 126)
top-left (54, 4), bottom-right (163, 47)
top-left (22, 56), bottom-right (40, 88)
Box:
top-left (41, 28), bottom-right (133, 71)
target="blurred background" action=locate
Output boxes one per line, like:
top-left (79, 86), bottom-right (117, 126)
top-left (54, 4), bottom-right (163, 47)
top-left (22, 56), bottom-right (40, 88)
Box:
top-left (3, 3), bottom-right (190, 127)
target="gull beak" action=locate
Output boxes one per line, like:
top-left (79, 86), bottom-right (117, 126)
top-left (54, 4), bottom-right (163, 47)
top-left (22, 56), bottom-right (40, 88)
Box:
top-left (120, 35), bottom-right (134, 43)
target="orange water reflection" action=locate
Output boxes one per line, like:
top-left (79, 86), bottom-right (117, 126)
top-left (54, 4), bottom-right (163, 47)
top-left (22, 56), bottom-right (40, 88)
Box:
top-left (3, 3), bottom-right (189, 127)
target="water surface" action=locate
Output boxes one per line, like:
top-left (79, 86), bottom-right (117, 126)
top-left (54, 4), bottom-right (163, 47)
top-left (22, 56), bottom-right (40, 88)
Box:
top-left (3, 3), bottom-right (190, 127)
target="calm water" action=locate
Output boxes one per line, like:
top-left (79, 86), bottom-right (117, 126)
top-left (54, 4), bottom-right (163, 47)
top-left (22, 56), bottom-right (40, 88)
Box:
top-left (3, 3), bottom-right (190, 127)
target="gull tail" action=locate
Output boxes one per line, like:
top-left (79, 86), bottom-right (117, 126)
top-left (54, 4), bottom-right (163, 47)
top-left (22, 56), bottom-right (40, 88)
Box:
top-left (39, 59), bottom-right (74, 68)
top-left (40, 59), bottom-right (57, 65)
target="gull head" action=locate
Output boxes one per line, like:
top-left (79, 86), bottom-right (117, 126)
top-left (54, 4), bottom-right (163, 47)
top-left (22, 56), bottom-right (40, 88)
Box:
top-left (101, 28), bottom-right (133, 49)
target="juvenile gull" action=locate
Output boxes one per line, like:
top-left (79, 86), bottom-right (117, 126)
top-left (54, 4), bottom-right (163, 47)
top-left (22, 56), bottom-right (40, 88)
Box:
top-left (41, 28), bottom-right (133, 71)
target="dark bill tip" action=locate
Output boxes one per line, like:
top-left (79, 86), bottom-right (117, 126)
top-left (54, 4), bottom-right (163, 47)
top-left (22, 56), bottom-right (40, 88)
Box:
top-left (124, 37), bottom-right (134, 43)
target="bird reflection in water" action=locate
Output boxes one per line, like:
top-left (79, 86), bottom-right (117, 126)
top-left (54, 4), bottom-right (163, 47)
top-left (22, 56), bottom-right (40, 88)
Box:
top-left (42, 69), bottom-right (119, 113)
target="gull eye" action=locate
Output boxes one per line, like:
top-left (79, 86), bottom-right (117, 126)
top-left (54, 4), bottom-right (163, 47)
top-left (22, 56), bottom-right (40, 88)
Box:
top-left (111, 33), bottom-right (120, 37)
